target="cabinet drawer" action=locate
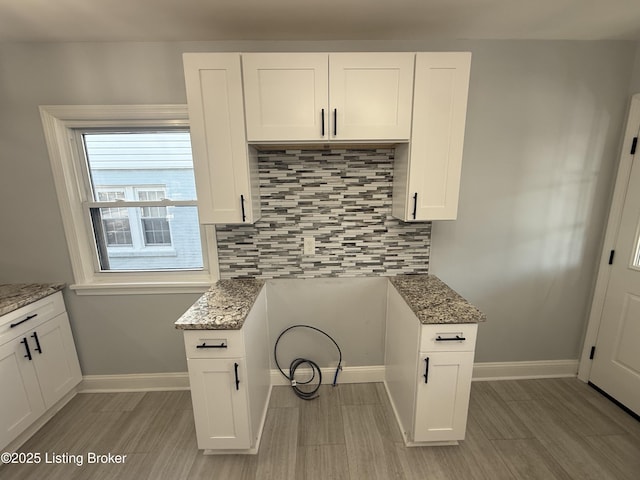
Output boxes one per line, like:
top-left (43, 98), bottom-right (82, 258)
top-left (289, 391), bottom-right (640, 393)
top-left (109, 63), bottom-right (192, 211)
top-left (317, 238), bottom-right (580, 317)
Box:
top-left (420, 323), bottom-right (477, 352)
top-left (0, 292), bottom-right (66, 346)
top-left (183, 330), bottom-right (245, 359)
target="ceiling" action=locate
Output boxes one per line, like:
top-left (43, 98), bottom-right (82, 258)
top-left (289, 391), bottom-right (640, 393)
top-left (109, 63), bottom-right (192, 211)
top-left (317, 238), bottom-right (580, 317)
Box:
top-left (1, 0), bottom-right (640, 43)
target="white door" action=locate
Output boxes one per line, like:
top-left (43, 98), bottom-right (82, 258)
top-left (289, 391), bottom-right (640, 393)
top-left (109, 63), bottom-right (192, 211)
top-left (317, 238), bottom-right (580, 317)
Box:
top-left (0, 337), bottom-right (46, 449)
top-left (589, 145), bottom-right (640, 416)
top-left (329, 53), bottom-right (414, 141)
top-left (408, 52), bottom-right (471, 220)
top-left (187, 358), bottom-right (251, 450)
top-left (414, 351), bottom-right (474, 442)
top-left (32, 313), bottom-right (82, 408)
top-left (242, 53), bottom-right (329, 142)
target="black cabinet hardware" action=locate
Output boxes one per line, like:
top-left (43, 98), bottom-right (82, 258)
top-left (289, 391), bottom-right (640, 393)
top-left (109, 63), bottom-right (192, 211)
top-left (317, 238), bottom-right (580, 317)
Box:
top-left (240, 194), bottom-right (246, 222)
top-left (10, 313), bottom-right (38, 329)
top-left (412, 193), bottom-right (418, 219)
top-left (333, 108), bottom-right (337, 136)
top-left (435, 335), bottom-right (466, 342)
top-left (321, 109), bottom-right (325, 137)
top-left (31, 332), bottom-right (42, 354)
top-left (424, 357), bottom-right (429, 383)
top-left (196, 342), bottom-right (227, 349)
top-left (234, 362), bottom-right (240, 390)
top-left (21, 338), bottom-right (32, 361)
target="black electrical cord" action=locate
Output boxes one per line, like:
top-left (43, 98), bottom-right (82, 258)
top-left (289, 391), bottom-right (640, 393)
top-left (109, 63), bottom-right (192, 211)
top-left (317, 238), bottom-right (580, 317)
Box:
top-left (274, 324), bottom-right (343, 401)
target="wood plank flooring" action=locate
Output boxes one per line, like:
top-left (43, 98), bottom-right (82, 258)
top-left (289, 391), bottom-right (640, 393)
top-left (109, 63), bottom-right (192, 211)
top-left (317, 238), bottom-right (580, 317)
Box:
top-left (1, 378), bottom-right (638, 479)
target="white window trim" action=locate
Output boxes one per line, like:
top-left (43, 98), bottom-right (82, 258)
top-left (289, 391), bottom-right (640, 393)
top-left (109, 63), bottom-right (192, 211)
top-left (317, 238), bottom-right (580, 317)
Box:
top-left (39, 105), bottom-right (219, 295)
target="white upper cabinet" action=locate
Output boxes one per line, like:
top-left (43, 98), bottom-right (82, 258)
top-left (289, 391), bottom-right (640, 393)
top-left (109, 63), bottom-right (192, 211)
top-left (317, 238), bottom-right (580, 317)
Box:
top-left (242, 53), bottom-right (415, 142)
top-left (393, 52), bottom-right (472, 221)
top-left (329, 53), bottom-right (414, 141)
top-left (183, 53), bottom-right (261, 224)
top-left (242, 53), bottom-right (328, 142)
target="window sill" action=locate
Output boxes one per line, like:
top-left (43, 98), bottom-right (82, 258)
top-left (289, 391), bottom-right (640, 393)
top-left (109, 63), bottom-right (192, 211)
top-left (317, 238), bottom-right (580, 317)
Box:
top-left (70, 281), bottom-right (213, 296)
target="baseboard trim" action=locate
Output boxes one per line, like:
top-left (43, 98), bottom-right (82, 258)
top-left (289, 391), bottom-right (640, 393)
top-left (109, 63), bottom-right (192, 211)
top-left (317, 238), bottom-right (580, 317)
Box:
top-left (472, 359), bottom-right (579, 381)
top-left (79, 372), bottom-right (190, 392)
top-left (77, 360), bottom-right (579, 393)
top-left (270, 365), bottom-right (386, 385)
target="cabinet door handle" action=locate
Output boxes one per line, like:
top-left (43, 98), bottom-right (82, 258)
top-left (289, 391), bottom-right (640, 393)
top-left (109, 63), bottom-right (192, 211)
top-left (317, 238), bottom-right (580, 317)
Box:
top-left (195, 342), bottom-right (227, 349)
top-left (412, 192), bottom-right (418, 220)
top-left (10, 313), bottom-right (38, 328)
top-left (435, 335), bottom-right (467, 342)
top-left (333, 108), bottom-right (337, 136)
top-left (240, 194), bottom-right (246, 222)
top-left (31, 332), bottom-right (43, 354)
top-left (21, 338), bottom-right (32, 361)
top-left (321, 109), bottom-right (325, 137)
top-left (234, 362), bottom-right (240, 391)
top-left (423, 357), bottom-right (429, 383)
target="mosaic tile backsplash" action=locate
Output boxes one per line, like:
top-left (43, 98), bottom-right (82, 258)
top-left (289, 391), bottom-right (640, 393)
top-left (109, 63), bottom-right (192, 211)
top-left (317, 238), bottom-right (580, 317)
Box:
top-left (216, 148), bottom-right (431, 279)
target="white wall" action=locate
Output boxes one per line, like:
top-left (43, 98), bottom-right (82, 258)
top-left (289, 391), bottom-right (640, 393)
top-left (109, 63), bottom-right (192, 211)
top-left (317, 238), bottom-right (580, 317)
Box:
top-left (0, 39), bottom-right (636, 374)
top-left (429, 41), bottom-right (636, 362)
top-left (266, 277), bottom-right (387, 370)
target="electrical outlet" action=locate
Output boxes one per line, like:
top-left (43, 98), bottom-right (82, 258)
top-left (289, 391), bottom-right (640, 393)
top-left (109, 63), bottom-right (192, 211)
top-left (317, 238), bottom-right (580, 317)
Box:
top-left (303, 237), bottom-right (316, 255)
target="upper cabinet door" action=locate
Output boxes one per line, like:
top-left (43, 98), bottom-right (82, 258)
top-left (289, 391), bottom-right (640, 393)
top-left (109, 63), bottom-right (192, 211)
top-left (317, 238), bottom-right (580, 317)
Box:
top-left (329, 53), bottom-right (415, 141)
top-left (408, 52), bottom-right (471, 221)
top-left (184, 53), bottom-right (260, 224)
top-left (242, 53), bottom-right (329, 142)
top-left (393, 52), bottom-right (471, 222)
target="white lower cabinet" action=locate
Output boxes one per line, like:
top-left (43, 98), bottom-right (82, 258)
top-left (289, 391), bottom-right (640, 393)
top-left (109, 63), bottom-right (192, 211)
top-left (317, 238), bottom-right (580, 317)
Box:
top-left (0, 292), bottom-right (82, 450)
top-left (385, 283), bottom-right (477, 445)
top-left (184, 287), bottom-right (271, 454)
top-left (414, 350), bottom-right (474, 442)
top-left (187, 357), bottom-right (251, 450)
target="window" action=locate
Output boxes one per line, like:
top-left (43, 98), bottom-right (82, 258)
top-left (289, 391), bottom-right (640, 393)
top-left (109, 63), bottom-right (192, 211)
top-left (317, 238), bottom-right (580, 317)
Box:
top-left (40, 105), bottom-right (217, 294)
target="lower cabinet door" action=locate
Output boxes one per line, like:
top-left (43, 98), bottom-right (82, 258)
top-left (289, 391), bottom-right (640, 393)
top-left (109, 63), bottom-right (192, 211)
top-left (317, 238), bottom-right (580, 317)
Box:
top-left (414, 351), bottom-right (474, 442)
top-left (0, 338), bottom-right (46, 449)
top-left (188, 357), bottom-right (251, 450)
top-left (32, 313), bottom-right (82, 408)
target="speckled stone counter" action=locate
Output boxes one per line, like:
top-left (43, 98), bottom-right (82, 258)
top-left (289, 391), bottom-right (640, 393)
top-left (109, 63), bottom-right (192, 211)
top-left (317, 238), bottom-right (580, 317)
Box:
top-left (0, 283), bottom-right (66, 317)
top-left (175, 278), bottom-right (265, 330)
top-left (389, 275), bottom-right (485, 324)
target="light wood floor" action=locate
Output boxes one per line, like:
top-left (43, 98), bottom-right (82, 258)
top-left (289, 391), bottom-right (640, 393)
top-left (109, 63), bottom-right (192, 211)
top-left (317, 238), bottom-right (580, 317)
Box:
top-left (1, 378), bottom-right (639, 479)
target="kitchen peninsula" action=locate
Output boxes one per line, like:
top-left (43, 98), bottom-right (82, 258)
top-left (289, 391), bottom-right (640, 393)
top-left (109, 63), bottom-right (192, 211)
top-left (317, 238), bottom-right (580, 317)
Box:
top-left (175, 274), bottom-right (484, 453)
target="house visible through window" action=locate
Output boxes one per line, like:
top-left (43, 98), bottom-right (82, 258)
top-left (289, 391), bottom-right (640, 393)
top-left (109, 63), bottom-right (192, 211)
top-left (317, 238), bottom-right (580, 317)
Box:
top-left (83, 131), bottom-right (203, 272)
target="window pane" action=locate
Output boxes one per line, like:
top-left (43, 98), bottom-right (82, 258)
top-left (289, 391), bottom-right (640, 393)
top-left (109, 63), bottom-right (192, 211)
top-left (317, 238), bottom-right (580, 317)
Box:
top-left (90, 206), bottom-right (203, 271)
top-left (82, 130), bottom-right (203, 273)
top-left (142, 218), bottom-right (172, 246)
top-left (84, 132), bottom-right (197, 201)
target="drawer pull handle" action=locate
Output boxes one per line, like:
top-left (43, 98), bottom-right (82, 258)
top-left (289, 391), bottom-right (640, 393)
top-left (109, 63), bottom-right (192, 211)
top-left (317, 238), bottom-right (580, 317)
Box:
top-left (21, 338), bottom-right (32, 361)
top-left (10, 313), bottom-right (38, 328)
top-left (412, 192), bottom-right (418, 220)
top-left (321, 109), bottom-right (325, 137)
top-left (31, 332), bottom-right (43, 354)
top-left (234, 362), bottom-right (240, 391)
top-left (435, 335), bottom-right (466, 342)
top-left (333, 108), bottom-right (337, 136)
top-left (424, 357), bottom-right (429, 383)
top-left (196, 342), bottom-right (227, 349)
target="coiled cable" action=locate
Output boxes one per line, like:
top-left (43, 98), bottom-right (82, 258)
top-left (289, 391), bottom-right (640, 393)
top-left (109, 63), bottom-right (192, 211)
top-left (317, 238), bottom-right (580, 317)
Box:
top-left (274, 324), bottom-right (342, 400)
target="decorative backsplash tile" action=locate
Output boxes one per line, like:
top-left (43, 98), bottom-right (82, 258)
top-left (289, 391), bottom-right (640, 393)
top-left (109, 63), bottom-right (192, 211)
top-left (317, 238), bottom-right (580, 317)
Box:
top-left (215, 148), bottom-right (431, 279)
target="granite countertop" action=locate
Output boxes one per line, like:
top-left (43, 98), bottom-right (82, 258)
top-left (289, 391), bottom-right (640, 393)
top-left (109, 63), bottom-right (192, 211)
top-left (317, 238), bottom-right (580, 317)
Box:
top-left (175, 278), bottom-right (265, 330)
top-left (175, 275), bottom-right (483, 331)
top-left (0, 283), bottom-right (66, 317)
top-left (389, 274), bottom-right (485, 324)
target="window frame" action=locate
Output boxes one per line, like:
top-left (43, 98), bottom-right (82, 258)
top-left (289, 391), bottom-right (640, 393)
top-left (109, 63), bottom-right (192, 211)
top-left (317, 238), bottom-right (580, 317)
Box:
top-left (40, 105), bottom-right (219, 295)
